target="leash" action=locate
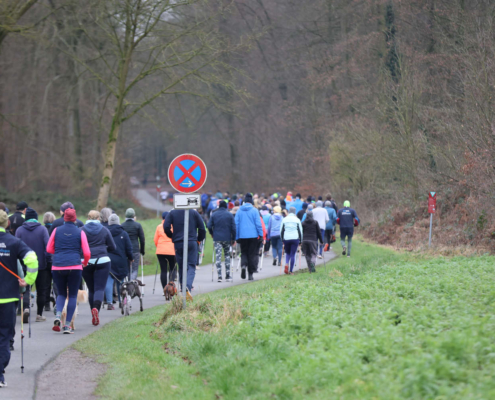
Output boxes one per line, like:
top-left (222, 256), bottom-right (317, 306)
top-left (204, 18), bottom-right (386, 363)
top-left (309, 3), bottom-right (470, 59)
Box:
top-left (109, 271), bottom-right (125, 285)
top-left (0, 260), bottom-right (22, 280)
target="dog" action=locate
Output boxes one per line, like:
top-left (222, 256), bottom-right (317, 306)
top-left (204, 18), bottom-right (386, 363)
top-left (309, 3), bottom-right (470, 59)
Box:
top-left (61, 290), bottom-right (88, 330)
top-left (164, 281), bottom-right (178, 301)
top-left (120, 279), bottom-right (145, 315)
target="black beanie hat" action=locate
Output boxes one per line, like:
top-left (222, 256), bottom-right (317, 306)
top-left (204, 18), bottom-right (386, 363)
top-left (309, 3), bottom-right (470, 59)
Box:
top-left (219, 201), bottom-right (227, 208)
top-left (25, 207), bottom-right (38, 221)
top-left (244, 193), bottom-right (254, 204)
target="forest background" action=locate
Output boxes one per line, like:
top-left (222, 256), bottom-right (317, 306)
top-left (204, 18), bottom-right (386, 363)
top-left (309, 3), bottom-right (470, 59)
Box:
top-left (0, 0), bottom-right (494, 251)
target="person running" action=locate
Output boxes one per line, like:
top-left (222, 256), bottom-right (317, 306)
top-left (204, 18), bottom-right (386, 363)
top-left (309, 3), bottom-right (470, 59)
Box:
top-left (235, 193), bottom-right (263, 281)
top-left (324, 201), bottom-right (337, 251)
top-left (208, 201), bottom-right (236, 282)
top-left (164, 208), bottom-right (206, 299)
top-left (267, 206), bottom-right (283, 266)
top-left (281, 207), bottom-right (303, 275)
top-left (46, 208), bottom-right (90, 334)
top-left (15, 207), bottom-right (50, 322)
top-left (154, 212), bottom-right (177, 290)
top-left (301, 210), bottom-right (324, 273)
top-left (260, 205), bottom-right (271, 256)
top-left (105, 215), bottom-right (133, 310)
top-left (337, 200), bottom-right (360, 257)
top-left (42, 212), bottom-right (56, 312)
top-left (306, 201), bottom-right (329, 259)
top-left (81, 210), bottom-right (116, 324)
top-left (49, 202), bottom-right (84, 234)
top-left (0, 210), bottom-right (38, 388)
top-left (7, 201), bottom-right (28, 236)
top-left (122, 208), bottom-right (145, 280)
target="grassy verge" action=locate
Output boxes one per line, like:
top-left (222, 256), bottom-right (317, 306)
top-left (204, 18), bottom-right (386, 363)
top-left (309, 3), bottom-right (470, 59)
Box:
top-left (75, 240), bottom-right (495, 399)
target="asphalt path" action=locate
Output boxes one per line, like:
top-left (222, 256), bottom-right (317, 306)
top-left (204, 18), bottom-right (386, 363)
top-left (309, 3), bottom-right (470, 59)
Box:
top-left (3, 250), bottom-right (337, 399)
top-left (132, 188), bottom-right (172, 213)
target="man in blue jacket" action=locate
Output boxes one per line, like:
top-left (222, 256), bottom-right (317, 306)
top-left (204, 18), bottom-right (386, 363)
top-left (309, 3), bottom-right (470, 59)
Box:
top-left (164, 209), bottom-right (206, 299)
top-left (208, 201), bottom-right (236, 282)
top-left (323, 201), bottom-right (337, 251)
top-left (234, 193), bottom-right (263, 281)
top-left (336, 200), bottom-right (360, 258)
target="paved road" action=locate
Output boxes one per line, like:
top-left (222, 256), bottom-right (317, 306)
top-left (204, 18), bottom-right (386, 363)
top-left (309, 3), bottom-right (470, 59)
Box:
top-left (3, 250), bottom-right (336, 399)
top-left (132, 188), bottom-right (172, 213)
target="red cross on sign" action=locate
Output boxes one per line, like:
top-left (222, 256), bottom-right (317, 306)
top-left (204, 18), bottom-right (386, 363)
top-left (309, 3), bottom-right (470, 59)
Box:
top-left (167, 154), bottom-right (207, 194)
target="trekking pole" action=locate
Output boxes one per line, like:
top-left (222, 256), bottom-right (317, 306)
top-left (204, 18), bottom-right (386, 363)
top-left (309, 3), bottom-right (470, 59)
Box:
top-left (141, 255), bottom-right (144, 296)
top-left (280, 245), bottom-right (284, 275)
top-left (20, 296), bottom-right (24, 373)
top-left (211, 242), bottom-right (215, 282)
top-left (29, 286), bottom-right (32, 338)
top-left (230, 245), bottom-right (234, 283)
top-left (258, 243), bottom-right (265, 272)
top-left (322, 247), bottom-right (327, 273)
top-left (153, 261), bottom-right (159, 295)
top-left (297, 247), bottom-right (302, 272)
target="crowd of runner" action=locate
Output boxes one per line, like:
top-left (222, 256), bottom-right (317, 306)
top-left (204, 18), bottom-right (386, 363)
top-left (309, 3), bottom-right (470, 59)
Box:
top-left (0, 191), bottom-right (359, 388)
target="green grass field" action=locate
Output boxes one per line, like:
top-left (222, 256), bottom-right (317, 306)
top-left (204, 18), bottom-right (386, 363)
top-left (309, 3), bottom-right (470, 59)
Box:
top-left (74, 240), bottom-right (495, 399)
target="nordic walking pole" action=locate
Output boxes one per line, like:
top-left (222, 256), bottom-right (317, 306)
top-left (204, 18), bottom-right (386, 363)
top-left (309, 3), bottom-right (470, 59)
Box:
top-left (21, 296), bottom-right (24, 373)
top-left (211, 242), bottom-right (215, 282)
top-left (141, 255), bottom-right (145, 296)
top-left (153, 261), bottom-right (159, 295)
top-left (322, 247), bottom-right (327, 273)
top-left (280, 245), bottom-right (284, 275)
top-left (230, 245), bottom-right (234, 283)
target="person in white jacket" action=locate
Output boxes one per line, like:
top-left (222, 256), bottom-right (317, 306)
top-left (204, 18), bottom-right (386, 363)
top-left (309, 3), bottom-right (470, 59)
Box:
top-left (312, 201), bottom-right (329, 258)
top-left (281, 207), bottom-right (303, 275)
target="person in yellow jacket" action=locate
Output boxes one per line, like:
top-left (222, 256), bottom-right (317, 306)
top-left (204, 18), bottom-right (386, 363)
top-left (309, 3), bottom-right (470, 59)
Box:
top-left (154, 212), bottom-right (176, 290)
top-left (0, 210), bottom-right (38, 388)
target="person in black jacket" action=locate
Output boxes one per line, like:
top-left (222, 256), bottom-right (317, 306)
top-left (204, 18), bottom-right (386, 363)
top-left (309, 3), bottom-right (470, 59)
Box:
top-left (48, 202), bottom-right (84, 235)
top-left (164, 209), bottom-right (206, 299)
top-left (301, 210), bottom-right (323, 273)
top-left (207, 201), bottom-right (236, 282)
top-left (81, 210), bottom-right (116, 322)
top-left (8, 201), bottom-right (28, 235)
top-left (121, 208), bottom-right (145, 280)
top-left (105, 215), bottom-right (133, 310)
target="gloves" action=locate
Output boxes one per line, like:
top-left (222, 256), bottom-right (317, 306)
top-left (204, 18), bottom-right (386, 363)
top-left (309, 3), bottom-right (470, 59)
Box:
top-left (354, 218), bottom-right (359, 227)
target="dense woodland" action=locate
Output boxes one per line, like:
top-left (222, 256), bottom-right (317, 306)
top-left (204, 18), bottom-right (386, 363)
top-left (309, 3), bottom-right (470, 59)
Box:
top-left (0, 0), bottom-right (494, 247)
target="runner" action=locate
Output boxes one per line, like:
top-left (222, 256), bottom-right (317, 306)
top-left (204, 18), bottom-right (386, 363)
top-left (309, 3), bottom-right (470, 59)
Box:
top-left (281, 207), bottom-right (303, 275)
top-left (208, 201), bottom-right (236, 282)
top-left (105, 215), bottom-right (133, 310)
top-left (267, 206), bottom-right (283, 266)
top-left (15, 208), bottom-right (50, 322)
top-left (81, 210), bottom-right (116, 324)
top-left (260, 206), bottom-right (271, 256)
top-left (164, 208), bottom-right (206, 299)
top-left (301, 210), bottom-right (324, 273)
top-left (154, 212), bottom-right (176, 289)
top-left (122, 208), bottom-right (145, 280)
top-left (324, 201), bottom-right (337, 251)
top-left (46, 208), bottom-right (90, 334)
top-left (0, 210), bottom-right (38, 388)
top-left (234, 193), bottom-right (263, 281)
top-left (311, 201), bottom-right (329, 259)
top-left (337, 200), bottom-right (360, 257)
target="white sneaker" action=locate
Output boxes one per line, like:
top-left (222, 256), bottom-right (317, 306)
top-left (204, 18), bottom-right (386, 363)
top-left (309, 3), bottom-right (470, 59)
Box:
top-left (0, 380), bottom-right (7, 388)
top-left (317, 255), bottom-right (323, 259)
top-left (36, 315), bottom-right (46, 322)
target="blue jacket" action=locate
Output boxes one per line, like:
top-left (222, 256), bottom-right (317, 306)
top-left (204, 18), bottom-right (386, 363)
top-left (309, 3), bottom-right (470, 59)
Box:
top-left (16, 222), bottom-right (49, 270)
top-left (234, 203), bottom-right (263, 240)
top-left (207, 208), bottom-right (236, 242)
top-left (206, 197), bottom-right (218, 214)
top-left (267, 214), bottom-right (283, 239)
top-left (281, 214), bottom-right (303, 241)
top-left (324, 207), bottom-right (337, 229)
top-left (201, 193), bottom-right (209, 207)
top-left (261, 213), bottom-right (271, 229)
top-left (164, 209), bottom-right (206, 243)
top-left (290, 198), bottom-right (304, 214)
top-left (337, 208), bottom-right (360, 229)
top-left (107, 225), bottom-right (133, 279)
top-left (81, 221), bottom-right (116, 259)
top-left (51, 222), bottom-right (85, 267)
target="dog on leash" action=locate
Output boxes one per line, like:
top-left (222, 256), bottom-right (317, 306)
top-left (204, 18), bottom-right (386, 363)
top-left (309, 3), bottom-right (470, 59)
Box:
top-left (61, 290), bottom-right (88, 330)
top-left (164, 281), bottom-right (178, 301)
top-left (120, 279), bottom-right (145, 314)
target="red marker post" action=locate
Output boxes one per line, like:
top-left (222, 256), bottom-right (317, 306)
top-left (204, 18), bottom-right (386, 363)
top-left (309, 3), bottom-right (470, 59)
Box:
top-left (428, 192), bottom-right (436, 247)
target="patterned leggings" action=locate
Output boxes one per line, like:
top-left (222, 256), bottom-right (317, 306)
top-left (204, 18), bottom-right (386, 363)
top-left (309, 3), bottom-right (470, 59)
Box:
top-left (215, 241), bottom-right (232, 278)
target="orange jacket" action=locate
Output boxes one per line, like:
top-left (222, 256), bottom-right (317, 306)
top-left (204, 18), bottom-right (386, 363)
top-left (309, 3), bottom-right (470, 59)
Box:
top-left (154, 223), bottom-right (175, 255)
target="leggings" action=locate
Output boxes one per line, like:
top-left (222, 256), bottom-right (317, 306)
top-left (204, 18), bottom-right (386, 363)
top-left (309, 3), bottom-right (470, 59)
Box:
top-left (35, 269), bottom-right (51, 317)
top-left (271, 236), bottom-right (283, 262)
top-left (82, 262), bottom-right (110, 312)
top-left (52, 269), bottom-right (83, 323)
top-left (283, 239), bottom-right (299, 272)
top-left (340, 228), bottom-right (353, 256)
top-left (157, 254), bottom-right (177, 288)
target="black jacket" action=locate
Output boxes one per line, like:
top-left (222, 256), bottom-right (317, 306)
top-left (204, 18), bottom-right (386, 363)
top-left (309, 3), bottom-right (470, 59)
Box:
top-left (107, 225), bottom-right (133, 280)
top-left (302, 217), bottom-right (323, 244)
top-left (49, 216), bottom-right (84, 235)
top-left (207, 208), bottom-right (236, 242)
top-left (164, 209), bottom-right (206, 243)
top-left (8, 211), bottom-right (25, 235)
top-left (81, 222), bottom-right (116, 259)
top-left (121, 219), bottom-right (145, 255)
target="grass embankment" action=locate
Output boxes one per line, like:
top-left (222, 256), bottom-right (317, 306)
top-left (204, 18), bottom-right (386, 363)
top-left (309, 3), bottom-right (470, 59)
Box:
top-left (75, 240), bottom-right (495, 399)
top-left (138, 218), bottom-right (213, 275)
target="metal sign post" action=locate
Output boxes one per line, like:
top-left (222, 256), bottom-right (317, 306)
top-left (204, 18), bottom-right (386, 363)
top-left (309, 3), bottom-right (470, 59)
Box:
top-left (168, 154), bottom-right (207, 309)
top-left (428, 192), bottom-right (437, 247)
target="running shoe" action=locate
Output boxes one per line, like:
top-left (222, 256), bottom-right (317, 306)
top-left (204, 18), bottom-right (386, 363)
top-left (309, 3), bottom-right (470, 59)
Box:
top-left (272, 258), bottom-right (277, 266)
top-left (23, 309), bottom-right (29, 324)
top-left (225, 277), bottom-right (232, 282)
top-left (241, 266), bottom-right (247, 279)
top-left (317, 255), bottom-right (323, 259)
top-left (342, 246), bottom-right (346, 256)
top-left (0, 380), bottom-right (7, 388)
top-left (52, 317), bottom-right (61, 332)
top-left (284, 265), bottom-right (289, 274)
top-left (218, 277), bottom-right (222, 283)
top-left (107, 304), bottom-right (115, 311)
top-left (91, 308), bottom-right (99, 326)
top-left (324, 244), bottom-right (329, 252)
top-left (62, 325), bottom-right (74, 334)
top-left (36, 315), bottom-right (46, 322)
top-left (186, 289), bottom-right (193, 302)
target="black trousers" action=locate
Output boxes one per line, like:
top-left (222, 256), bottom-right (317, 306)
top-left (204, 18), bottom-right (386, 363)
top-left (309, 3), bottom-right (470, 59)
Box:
top-left (0, 302), bottom-right (16, 382)
top-left (239, 238), bottom-right (260, 274)
top-left (35, 269), bottom-right (51, 316)
top-left (157, 254), bottom-right (177, 288)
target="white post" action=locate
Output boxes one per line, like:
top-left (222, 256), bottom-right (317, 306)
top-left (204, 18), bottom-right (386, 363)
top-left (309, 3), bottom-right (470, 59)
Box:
top-left (428, 213), bottom-right (433, 247)
top-left (182, 209), bottom-right (189, 309)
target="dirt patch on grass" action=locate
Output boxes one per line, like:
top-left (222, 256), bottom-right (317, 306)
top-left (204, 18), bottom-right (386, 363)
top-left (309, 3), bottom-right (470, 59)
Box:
top-left (35, 348), bottom-right (107, 400)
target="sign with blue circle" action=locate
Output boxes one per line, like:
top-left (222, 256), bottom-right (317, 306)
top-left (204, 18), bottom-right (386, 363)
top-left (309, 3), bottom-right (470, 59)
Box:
top-left (167, 154), bottom-right (207, 194)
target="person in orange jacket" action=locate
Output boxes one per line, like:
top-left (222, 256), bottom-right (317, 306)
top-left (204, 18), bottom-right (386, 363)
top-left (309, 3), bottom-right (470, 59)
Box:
top-left (154, 212), bottom-right (176, 289)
